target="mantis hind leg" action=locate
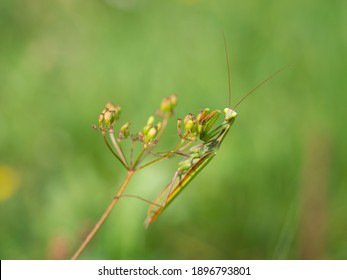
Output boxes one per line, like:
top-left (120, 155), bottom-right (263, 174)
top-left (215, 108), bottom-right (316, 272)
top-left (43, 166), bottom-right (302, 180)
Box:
top-left (147, 170), bottom-right (181, 217)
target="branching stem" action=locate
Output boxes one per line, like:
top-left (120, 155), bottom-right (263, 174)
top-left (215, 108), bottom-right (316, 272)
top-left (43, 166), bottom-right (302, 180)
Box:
top-left (103, 135), bottom-right (128, 169)
top-left (136, 140), bottom-right (185, 171)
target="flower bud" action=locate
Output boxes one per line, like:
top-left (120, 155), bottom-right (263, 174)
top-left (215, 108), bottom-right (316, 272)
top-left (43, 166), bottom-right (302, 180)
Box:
top-left (169, 94), bottom-right (177, 107)
top-left (120, 122), bottom-right (130, 138)
top-left (184, 114), bottom-right (197, 132)
top-left (104, 110), bottom-right (115, 125)
top-left (177, 118), bottom-right (182, 130)
top-left (138, 131), bottom-right (144, 141)
top-left (147, 116), bottom-right (155, 126)
top-left (105, 102), bottom-right (121, 120)
top-left (156, 122), bottom-right (162, 132)
top-left (160, 94), bottom-right (177, 113)
top-left (98, 113), bottom-right (104, 125)
top-left (120, 122), bottom-right (130, 131)
top-left (98, 102), bottom-right (121, 129)
top-left (184, 113), bottom-right (193, 125)
top-left (178, 113), bottom-right (202, 141)
top-left (185, 119), bottom-right (194, 131)
top-left (143, 124), bottom-right (151, 136)
top-left (147, 126), bottom-right (158, 140)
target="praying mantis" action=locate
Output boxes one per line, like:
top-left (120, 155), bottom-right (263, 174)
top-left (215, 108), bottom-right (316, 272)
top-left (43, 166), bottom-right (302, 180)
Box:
top-left (145, 106), bottom-right (237, 226)
top-left (71, 38), bottom-right (286, 259)
top-left (144, 45), bottom-right (287, 227)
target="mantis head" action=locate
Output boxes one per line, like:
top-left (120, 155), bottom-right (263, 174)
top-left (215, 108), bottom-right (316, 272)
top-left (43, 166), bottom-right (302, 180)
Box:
top-left (224, 108), bottom-right (237, 121)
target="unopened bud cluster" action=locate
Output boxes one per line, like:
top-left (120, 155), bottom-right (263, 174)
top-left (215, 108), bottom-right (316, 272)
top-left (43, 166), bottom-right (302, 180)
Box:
top-left (140, 116), bottom-right (162, 148)
top-left (98, 102), bottom-right (121, 131)
top-left (160, 95), bottom-right (177, 114)
top-left (95, 95), bottom-right (178, 152)
top-left (119, 122), bottom-right (131, 139)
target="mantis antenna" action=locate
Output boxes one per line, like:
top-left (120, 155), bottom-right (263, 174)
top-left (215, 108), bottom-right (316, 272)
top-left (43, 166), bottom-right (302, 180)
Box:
top-left (233, 65), bottom-right (289, 110)
top-left (223, 33), bottom-right (232, 109)
top-left (223, 33), bottom-right (287, 110)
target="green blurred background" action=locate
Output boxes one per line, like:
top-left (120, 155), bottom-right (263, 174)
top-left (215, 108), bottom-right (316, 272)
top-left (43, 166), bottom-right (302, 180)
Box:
top-left (1, 0), bottom-right (346, 259)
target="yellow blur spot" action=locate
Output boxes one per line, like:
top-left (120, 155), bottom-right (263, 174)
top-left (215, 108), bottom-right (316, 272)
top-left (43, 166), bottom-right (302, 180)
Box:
top-left (0, 165), bottom-right (19, 201)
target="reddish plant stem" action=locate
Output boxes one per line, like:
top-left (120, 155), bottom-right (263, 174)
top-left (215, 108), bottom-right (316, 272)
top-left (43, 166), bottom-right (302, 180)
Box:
top-left (70, 170), bottom-right (134, 260)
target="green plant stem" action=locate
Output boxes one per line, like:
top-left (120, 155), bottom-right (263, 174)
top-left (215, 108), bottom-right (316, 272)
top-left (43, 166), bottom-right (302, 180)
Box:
top-left (103, 135), bottom-right (128, 169)
top-left (155, 113), bottom-right (170, 140)
top-left (132, 148), bottom-right (146, 169)
top-left (70, 170), bottom-right (134, 260)
top-left (136, 140), bottom-right (185, 171)
top-left (109, 133), bottom-right (128, 167)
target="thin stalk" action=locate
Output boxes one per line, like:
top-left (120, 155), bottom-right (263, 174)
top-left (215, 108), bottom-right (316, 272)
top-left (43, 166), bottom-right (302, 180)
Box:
top-left (136, 140), bottom-right (185, 171)
top-left (155, 114), bottom-right (170, 140)
top-left (103, 135), bottom-right (128, 169)
top-left (109, 133), bottom-right (128, 167)
top-left (115, 194), bottom-right (163, 208)
top-left (130, 140), bottom-right (135, 167)
top-left (179, 141), bottom-right (193, 152)
top-left (70, 170), bottom-right (134, 260)
top-left (132, 148), bottom-right (146, 170)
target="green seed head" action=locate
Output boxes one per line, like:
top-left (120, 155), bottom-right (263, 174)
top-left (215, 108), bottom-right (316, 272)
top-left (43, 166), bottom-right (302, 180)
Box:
top-left (143, 124), bottom-right (151, 136)
top-left (169, 94), bottom-right (177, 107)
top-left (183, 114), bottom-right (196, 129)
top-left (147, 126), bottom-right (158, 140)
top-left (120, 122), bottom-right (130, 138)
top-left (98, 102), bottom-right (121, 129)
top-left (120, 122), bottom-right (130, 131)
top-left (147, 115), bottom-right (155, 126)
top-left (180, 113), bottom-right (200, 141)
top-left (184, 119), bottom-right (194, 131)
top-left (141, 118), bottom-right (161, 147)
top-left (105, 102), bottom-right (121, 120)
top-left (177, 118), bottom-right (182, 130)
top-left (98, 113), bottom-right (104, 125)
top-left (104, 110), bottom-right (115, 125)
top-left (157, 122), bottom-right (162, 132)
top-left (160, 95), bottom-right (178, 113)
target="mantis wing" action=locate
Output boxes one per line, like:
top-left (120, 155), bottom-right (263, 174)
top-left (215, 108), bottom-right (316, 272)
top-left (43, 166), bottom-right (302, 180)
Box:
top-left (145, 151), bottom-right (216, 227)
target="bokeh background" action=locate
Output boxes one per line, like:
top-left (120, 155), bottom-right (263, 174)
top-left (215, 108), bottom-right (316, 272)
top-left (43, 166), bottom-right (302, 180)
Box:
top-left (1, 0), bottom-right (346, 259)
